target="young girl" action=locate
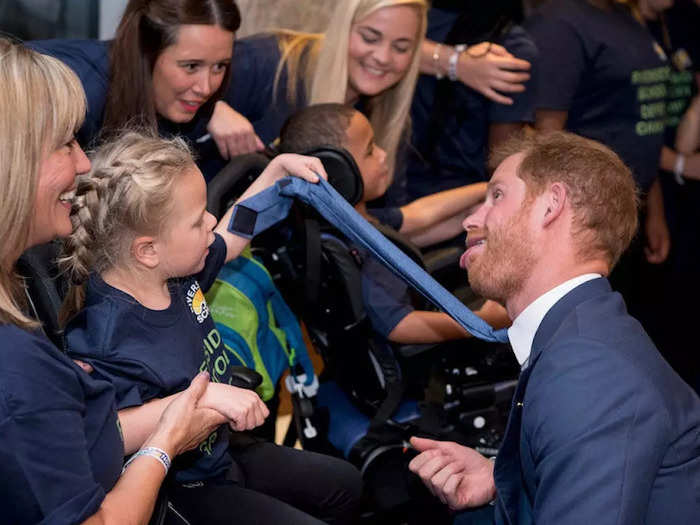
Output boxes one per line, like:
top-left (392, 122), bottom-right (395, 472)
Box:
top-left (61, 132), bottom-right (361, 525)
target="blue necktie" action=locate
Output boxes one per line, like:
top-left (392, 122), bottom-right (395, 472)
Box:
top-left (229, 177), bottom-right (509, 344)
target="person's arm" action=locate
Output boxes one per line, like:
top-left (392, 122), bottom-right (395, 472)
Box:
top-left (84, 373), bottom-right (226, 525)
top-left (659, 95), bottom-right (700, 181)
top-left (206, 101), bottom-right (264, 159)
top-left (644, 178), bottom-right (670, 264)
top-left (388, 311), bottom-right (469, 344)
top-left (400, 183), bottom-right (487, 239)
top-left (534, 109), bottom-right (568, 132)
top-left (659, 145), bottom-right (700, 180)
top-left (488, 122), bottom-right (527, 151)
top-left (215, 154), bottom-right (327, 263)
top-left (420, 40), bottom-right (531, 105)
top-left (408, 436), bottom-right (497, 510)
top-left (118, 382), bottom-right (269, 455)
top-left (408, 213), bottom-right (469, 248)
top-left (675, 94), bottom-right (700, 154)
top-left (388, 300), bottom-right (510, 344)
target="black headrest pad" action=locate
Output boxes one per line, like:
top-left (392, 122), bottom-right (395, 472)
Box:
top-left (302, 146), bottom-right (364, 206)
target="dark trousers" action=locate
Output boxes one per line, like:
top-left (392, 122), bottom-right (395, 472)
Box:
top-left (168, 442), bottom-right (362, 524)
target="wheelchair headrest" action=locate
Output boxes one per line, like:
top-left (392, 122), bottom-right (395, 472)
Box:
top-left (206, 152), bottom-right (272, 219)
top-left (302, 146), bottom-right (364, 206)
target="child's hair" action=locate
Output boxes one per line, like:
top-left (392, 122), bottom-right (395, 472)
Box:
top-left (59, 130), bottom-right (195, 324)
top-left (278, 103), bottom-right (357, 154)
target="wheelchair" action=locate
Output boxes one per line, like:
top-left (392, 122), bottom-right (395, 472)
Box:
top-left (207, 149), bottom-right (520, 523)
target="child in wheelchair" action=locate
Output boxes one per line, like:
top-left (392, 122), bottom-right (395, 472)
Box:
top-left (277, 103), bottom-right (510, 344)
top-left (60, 131), bottom-right (362, 525)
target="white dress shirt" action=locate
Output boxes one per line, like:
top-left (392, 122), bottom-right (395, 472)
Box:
top-left (507, 274), bottom-right (602, 369)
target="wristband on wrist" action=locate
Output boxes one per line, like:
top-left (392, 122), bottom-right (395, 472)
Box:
top-left (122, 446), bottom-right (171, 476)
top-left (432, 42), bottom-right (444, 79)
top-left (673, 153), bottom-right (686, 185)
top-left (448, 44), bottom-right (467, 82)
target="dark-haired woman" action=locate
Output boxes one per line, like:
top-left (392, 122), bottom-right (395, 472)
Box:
top-left (28, 0), bottom-right (248, 181)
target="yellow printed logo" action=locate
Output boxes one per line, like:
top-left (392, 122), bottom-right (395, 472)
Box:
top-left (186, 282), bottom-right (210, 323)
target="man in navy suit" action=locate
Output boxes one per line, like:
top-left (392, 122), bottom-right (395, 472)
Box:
top-left (409, 131), bottom-right (700, 524)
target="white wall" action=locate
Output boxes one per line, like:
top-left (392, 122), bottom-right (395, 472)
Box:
top-left (99, 0), bottom-right (128, 39)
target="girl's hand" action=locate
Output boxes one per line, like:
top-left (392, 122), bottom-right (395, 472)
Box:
top-left (263, 153), bottom-right (328, 184)
top-left (199, 381), bottom-right (269, 432)
top-left (207, 101), bottom-right (264, 159)
top-left (458, 42), bottom-right (531, 105)
top-left (149, 372), bottom-right (228, 456)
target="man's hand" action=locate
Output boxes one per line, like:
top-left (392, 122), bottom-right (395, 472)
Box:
top-left (408, 436), bottom-right (496, 510)
top-left (199, 382), bottom-right (269, 431)
top-left (207, 101), bottom-right (264, 159)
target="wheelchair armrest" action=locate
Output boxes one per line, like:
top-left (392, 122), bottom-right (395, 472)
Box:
top-left (228, 366), bottom-right (263, 390)
top-left (422, 246), bottom-right (463, 275)
top-left (396, 342), bottom-right (439, 359)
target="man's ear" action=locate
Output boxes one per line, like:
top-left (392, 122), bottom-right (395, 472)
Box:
top-left (541, 182), bottom-right (567, 227)
top-left (131, 236), bottom-right (160, 269)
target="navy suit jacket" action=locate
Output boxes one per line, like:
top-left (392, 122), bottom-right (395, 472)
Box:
top-left (493, 278), bottom-right (700, 524)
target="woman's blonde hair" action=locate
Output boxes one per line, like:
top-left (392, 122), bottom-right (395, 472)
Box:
top-left (274, 0), bottom-right (428, 174)
top-left (0, 38), bottom-right (86, 328)
top-left (59, 131), bottom-right (195, 324)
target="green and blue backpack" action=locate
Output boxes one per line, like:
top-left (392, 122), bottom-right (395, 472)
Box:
top-left (205, 247), bottom-right (315, 401)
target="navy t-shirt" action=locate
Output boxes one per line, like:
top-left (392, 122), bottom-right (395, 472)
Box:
top-left (27, 39), bottom-right (227, 182)
top-left (406, 8), bottom-right (539, 200)
top-left (525, 0), bottom-right (669, 192)
top-left (359, 245), bottom-right (414, 339)
top-left (650, 0), bottom-right (700, 272)
top-left (0, 324), bottom-right (123, 524)
top-left (66, 234), bottom-right (232, 482)
top-left (648, 7), bottom-right (697, 147)
top-left (352, 219), bottom-right (415, 338)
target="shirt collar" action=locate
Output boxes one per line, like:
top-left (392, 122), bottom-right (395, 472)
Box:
top-left (507, 274), bottom-right (602, 368)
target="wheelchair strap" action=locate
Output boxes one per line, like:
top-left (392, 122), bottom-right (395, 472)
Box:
top-left (229, 177), bottom-right (509, 344)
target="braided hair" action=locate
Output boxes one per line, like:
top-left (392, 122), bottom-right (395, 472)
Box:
top-left (59, 130), bottom-right (194, 324)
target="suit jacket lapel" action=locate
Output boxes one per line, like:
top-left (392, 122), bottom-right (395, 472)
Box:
top-left (529, 278), bottom-right (612, 365)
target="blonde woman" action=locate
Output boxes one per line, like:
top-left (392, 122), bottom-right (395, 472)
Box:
top-left (214, 0), bottom-right (428, 203)
top-left (0, 37), bottom-right (228, 524)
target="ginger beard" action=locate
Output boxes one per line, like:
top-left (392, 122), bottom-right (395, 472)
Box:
top-left (466, 201), bottom-right (538, 306)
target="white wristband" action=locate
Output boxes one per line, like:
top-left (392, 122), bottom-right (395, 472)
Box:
top-left (673, 153), bottom-right (686, 185)
top-left (122, 446), bottom-right (171, 475)
top-left (448, 44), bottom-right (467, 82)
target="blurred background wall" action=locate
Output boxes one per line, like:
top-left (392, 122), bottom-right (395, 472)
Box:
top-left (0, 0), bottom-right (334, 41)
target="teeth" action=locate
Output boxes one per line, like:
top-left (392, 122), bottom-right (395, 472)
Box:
top-left (59, 190), bottom-right (75, 202)
top-left (364, 66), bottom-right (385, 76)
